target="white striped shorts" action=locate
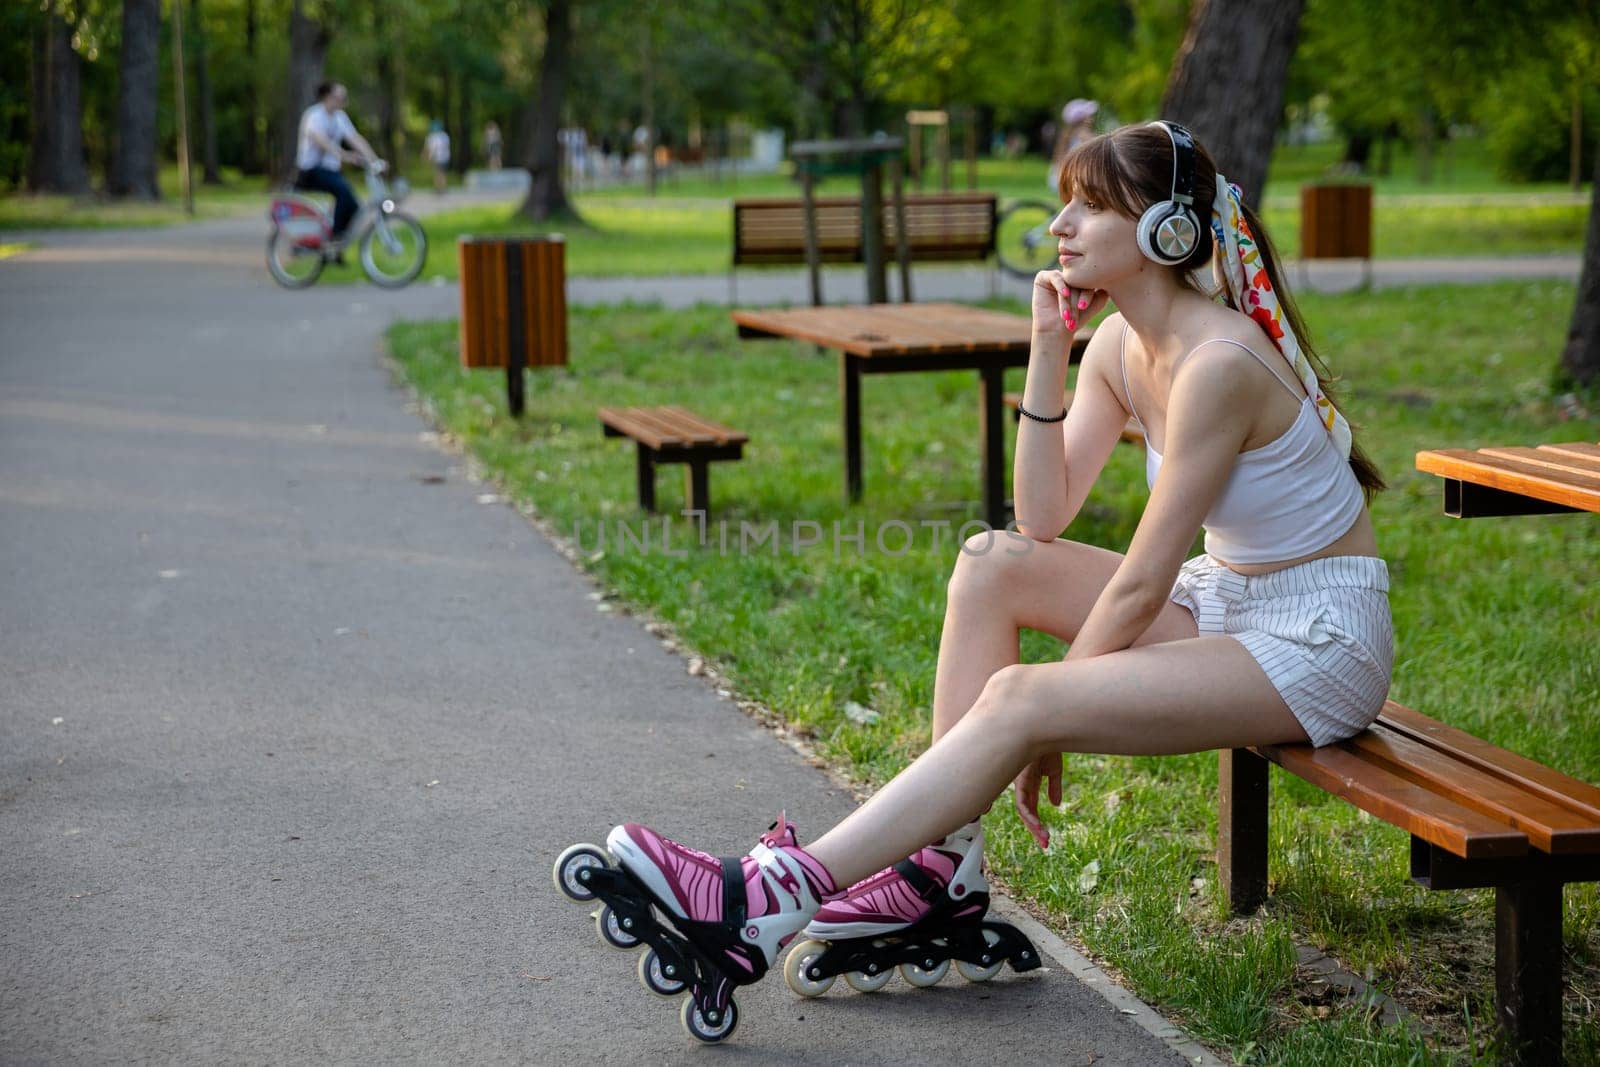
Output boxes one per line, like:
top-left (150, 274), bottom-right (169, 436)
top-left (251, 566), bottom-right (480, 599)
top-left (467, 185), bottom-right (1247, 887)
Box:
top-left (1168, 554), bottom-right (1394, 747)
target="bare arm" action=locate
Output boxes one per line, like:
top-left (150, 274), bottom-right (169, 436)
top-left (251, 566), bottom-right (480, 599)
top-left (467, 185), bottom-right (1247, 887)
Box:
top-left (1065, 345), bottom-right (1256, 660)
top-left (1012, 277), bottom-right (1122, 541)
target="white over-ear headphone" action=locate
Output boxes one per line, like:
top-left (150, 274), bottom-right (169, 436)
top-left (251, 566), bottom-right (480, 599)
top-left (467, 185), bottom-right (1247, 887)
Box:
top-left (1135, 121), bottom-right (1201, 266)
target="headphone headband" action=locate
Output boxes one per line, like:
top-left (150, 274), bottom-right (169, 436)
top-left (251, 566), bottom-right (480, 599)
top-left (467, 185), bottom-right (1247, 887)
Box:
top-left (1134, 120), bottom-right (1201, 265)
top-left (1148, 120), bottom-right (1196, 206)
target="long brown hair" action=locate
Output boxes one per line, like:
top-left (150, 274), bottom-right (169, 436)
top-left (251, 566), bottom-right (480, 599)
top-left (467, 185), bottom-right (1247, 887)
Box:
top-left (1058, 124), bottom-right (1386, 499)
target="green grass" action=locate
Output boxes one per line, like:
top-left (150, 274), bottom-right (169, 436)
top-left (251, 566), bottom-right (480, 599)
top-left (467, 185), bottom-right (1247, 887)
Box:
top-left (398, 193), bottom-right (1586, 284)
top-left (396, 136), bottom-right (1588, 283)
top-left (387, 279), bottom-right (1599, 1062)
top-left (0, 164), bottom-right (269, 231)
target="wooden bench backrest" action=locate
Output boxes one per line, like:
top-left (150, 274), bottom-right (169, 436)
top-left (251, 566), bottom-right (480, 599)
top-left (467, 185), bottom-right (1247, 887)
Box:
top-left (733, 193), bottom-right (997, 265)
top-left (1256, 700), bottom-right (1600, 860)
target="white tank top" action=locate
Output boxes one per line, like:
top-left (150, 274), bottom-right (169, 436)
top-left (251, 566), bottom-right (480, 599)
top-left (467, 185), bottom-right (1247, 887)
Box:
top-left (1120, 324), bottom-right (1366, 565)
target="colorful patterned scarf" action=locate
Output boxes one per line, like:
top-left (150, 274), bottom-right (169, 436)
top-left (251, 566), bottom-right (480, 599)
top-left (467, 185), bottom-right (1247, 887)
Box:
top-left (1210, 175), bottom-right (1352, 459)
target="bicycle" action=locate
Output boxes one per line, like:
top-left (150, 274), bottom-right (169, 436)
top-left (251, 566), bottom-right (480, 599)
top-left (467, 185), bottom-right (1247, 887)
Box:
top-left (994, 199), bottom-right (1061, 279)
top-left (266, 161), bottom-right (427, 289)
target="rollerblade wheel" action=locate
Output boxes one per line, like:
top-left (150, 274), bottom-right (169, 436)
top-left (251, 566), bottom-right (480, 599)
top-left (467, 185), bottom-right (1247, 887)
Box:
top-left (637, 949), bottom-right (687, 998)
top-left (782, 939), bottom-right (835, 998)
top-left (899, 958), bottom-right (950, 988)
top-left (680, 996), bottom-right (738, 1044)
top-left (553, 843), bottom-right (609, 902)
top-left (594, 904), bottom-right (640, 949)
top-left (956, 929), bottom-right (1006, 983)
top-left (843, 966), bottom-right (893, 993)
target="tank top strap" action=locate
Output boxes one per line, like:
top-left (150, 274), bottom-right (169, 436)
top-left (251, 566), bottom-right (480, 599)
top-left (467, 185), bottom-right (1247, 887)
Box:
top-left (1118, 321), bottom-right (1144, 427)
top-left (1174, 337), bottom-right (1307, 403)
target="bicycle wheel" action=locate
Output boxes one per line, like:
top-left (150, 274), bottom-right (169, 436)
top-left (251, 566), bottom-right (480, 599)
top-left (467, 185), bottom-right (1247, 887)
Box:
top-left (995, 200), bottom-right (1061, 279)
top-left (360, 212), bottom-right (428, 289)
top-left (265, 227), bottom-right (326, 289)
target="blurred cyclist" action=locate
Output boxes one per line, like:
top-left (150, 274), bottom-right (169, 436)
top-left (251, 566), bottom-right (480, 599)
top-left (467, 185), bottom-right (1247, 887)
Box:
top-left (294, 82), bottom-right (380, 247)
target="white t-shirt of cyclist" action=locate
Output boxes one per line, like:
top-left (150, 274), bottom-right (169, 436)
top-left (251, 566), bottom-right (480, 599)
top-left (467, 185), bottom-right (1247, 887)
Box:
top-left (296, 105), bottom-right (358, 172)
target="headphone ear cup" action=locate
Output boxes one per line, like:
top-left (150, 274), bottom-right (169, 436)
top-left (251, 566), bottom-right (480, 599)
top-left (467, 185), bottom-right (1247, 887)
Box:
top-left (1137, 202), bottom-right (1199, 265)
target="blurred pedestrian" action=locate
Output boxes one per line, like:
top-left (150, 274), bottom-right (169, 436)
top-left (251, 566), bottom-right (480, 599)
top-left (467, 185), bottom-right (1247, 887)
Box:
top-left (483, 121), bottom-right (503, 171)
top-left (423, 120), bottom-right (451, 194)
top-left (1048, 98), bottom-right (1099, 190)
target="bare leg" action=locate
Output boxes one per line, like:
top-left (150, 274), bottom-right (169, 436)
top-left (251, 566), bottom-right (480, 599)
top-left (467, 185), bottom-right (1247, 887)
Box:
top-left (931, 537), bottom-right (1199, 741)
top-left (807, 635), bottom-right (1310, 887)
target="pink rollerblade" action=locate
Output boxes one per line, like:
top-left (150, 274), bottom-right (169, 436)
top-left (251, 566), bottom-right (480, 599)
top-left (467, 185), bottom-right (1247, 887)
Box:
top-left (781, 822), bottom-right (1040, 996)
top-left (553, 813), bottom-right (837, 1043)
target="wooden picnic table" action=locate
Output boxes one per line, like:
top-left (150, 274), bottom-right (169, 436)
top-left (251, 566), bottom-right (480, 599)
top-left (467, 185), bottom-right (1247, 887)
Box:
top-left (1414, 440), bottom-right (1600, 517)
top-left (730, 302), bottom-right (1090, 528)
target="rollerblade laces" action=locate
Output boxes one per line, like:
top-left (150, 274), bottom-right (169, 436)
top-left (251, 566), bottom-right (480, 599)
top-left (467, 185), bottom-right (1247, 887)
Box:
top-left (783, 823), bottom-right (1040, 997)
top-left (552, 812), bottom-right (837, 1043)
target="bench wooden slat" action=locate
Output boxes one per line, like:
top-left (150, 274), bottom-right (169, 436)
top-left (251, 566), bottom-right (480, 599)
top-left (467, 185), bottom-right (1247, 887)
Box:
top-left (599, 406), bottom-right (714, 450)
top-left (1255, 740), bottom-right (1530, 859)
top-left (1479, 445), bottom-right (1600, 477)
top-left (1348, 723), bottom-right (1600, 854)
top-left (1540, 441), bottom-right (1600, 461)
top-left (633, 408), bottom-right (718, 447)
top-left (1377, 702), bottom-right (1600, 828)
top-left (733, 193), bottom-right (997, 268)
top-left (658, 405), bottom-right (749, 446)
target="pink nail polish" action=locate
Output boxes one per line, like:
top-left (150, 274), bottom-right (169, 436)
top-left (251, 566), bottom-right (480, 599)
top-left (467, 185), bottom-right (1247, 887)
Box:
top-left (1061, 309), bottom-right (1071, 322)
top-left (1067, 316), bottom-right (1076, 330)
top-left (1078, 297), bottom-right (1087, 310)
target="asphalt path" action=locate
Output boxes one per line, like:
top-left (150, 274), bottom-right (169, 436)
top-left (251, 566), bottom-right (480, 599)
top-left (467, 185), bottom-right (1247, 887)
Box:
top-left (0, 202), bottom-right (1220, 1064)
top-left (0, 199), bottom-right (1582, 1063)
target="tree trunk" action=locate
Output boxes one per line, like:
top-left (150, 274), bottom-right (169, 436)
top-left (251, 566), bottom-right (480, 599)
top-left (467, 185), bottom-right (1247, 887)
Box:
top-left (242, 0), bottom-right (262, 174)
top-left (455, 78), bottom-right (472, 175)
top-left (109, 0), bottom-right (162, 199)
top-left (1160, 0), bottom-right (1305, 212)
top-left (372, 0), bottom-right (401, 167)
top-left (29, 10), bottom-right (90, 194)
top-left (280, 0), bottom-right (331, 183)
top-left (517, 0), bottom-right (578, 221)
top-left (1560, 142), bottom-right (1600, 387)
top-left (191, 0), bottom-right (220, 184)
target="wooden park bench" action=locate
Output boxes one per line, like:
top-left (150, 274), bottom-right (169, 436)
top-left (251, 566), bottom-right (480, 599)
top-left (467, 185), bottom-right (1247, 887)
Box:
top-left (1219, 700), bottom-right (1600, 1063)
top-left (1002, 391), bottom-right (1146, 447)
top-left (729, 192), bottom-right (997, 302)
top-left (599, 406), bottom-right (747, 515)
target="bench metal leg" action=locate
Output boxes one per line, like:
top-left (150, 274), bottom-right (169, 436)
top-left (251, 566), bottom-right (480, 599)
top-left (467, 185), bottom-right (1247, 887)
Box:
top-left (1496, 880), bottom-right (1562, 1065)
top-left (635, 443), bottom-right (658, 512)
top-left (1219, 748), bottom-right (1269, 914)
top-left (684, 460), bottom-right (710, 516)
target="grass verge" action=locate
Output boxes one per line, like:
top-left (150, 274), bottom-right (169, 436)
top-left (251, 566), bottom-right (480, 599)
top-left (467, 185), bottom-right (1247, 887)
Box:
top-left (399, 194), bottom-right (1586, 284)
top-left (387, 281), bottom-right (1599, 1062)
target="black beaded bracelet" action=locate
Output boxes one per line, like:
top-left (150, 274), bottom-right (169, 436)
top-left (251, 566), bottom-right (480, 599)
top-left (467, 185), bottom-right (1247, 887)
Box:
top-left (1016, 400), bottom-right (1068, 423)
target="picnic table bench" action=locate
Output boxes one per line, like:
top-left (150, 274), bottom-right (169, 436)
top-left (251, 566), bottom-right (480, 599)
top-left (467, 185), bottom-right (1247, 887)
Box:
top-left (1415, 440), bottom-right (1600, 516)
top-left (599, 406), bottom-right (747, 515)
top-left (1221, 701), bottom-right (1600, 1063)
top-left (730, 192), bottom-right (998, 303)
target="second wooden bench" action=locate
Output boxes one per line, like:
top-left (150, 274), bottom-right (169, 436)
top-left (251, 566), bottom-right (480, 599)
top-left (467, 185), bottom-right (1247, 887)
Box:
top-left (599, 406), bottom-right (747, 515)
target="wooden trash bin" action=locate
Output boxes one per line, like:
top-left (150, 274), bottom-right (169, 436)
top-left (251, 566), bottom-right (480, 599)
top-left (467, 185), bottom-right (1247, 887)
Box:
top-left (458, 235), bottom-right (568, 370)
top-left (1299, 184), bottom-right (1372, 289)
top-left (458, 235), bottom-right (567, 416)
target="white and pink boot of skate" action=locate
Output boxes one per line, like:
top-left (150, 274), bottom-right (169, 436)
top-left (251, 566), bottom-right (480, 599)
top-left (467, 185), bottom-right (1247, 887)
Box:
top-left (781, 821), bottom-right (1041, 996)
top-left (553, 812), bottom-right (839, 1042)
